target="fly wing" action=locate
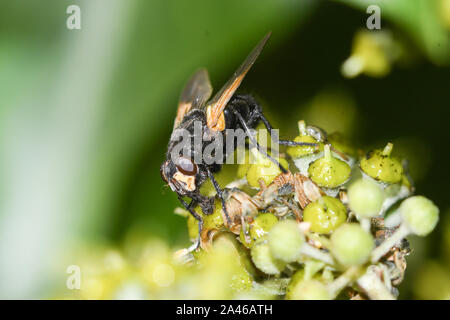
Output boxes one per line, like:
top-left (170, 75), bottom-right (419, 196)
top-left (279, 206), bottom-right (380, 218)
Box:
top-left (173, 68), bottom-right (213, 129)
top-left (205, 32), bottom-right (271, 130)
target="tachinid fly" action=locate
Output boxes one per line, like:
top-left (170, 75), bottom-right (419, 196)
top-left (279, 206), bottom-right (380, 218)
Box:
top-left (160, 32), bottom-right (316, 250)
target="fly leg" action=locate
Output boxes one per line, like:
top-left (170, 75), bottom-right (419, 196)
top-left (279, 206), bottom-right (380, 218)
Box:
top-left (251, 108), bottom-right (318, 148)
top-left (206, 167), bottom-right (232, 226)
top-left (178, 196), bottom-right (202, 251)
top-left (231, 107), bottom-right (288, 173)
top-left (231, 95), bottom-right (317, 157)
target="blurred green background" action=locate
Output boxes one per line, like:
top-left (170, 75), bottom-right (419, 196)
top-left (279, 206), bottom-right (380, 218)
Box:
top-left (0, 0), bottom-right (449, 299)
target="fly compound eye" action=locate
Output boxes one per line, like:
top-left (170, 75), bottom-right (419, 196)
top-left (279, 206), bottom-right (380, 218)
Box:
top-left (176, 157), bottom-right (197, 176)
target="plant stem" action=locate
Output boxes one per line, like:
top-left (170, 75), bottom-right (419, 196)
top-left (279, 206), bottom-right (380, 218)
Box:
top-left (360, 217), bottom-right (371, 232)
top-left (300, 244), bottom-right (335, 266)
top-left (371, 224), bottom-right (409, 263)
top-left (328, 266), bottom-right (362, 298)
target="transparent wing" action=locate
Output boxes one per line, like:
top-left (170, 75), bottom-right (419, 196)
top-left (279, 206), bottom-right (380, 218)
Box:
top-left (206, 32), bottom-right (271, 129)
top-left (173, 68), bottom-right (213, 128)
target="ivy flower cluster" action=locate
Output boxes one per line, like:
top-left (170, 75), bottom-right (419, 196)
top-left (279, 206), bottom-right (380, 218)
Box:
top-left (63, 120), bottom-right (438, 300)
top-left (178, 120), bottom-right (439, 300)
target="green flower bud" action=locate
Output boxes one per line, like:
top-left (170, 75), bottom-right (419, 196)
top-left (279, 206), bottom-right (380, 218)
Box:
top-left (308, 144), bottom-right (351, 188)
top-left (303, 196), bottom-right (347, 234)
top-left (360, 143), bottom-right (403, 184)
top-left (268, 220), bottom-right (304, 263)
top-left (240, 213), bottom-right (278, 248)
top-left (331, 223), bottom-right (374, 267)
top-left (246, 149), bottom-right (289, 188)
top-left (250, 237), bottom-right (286, 275)
top-left (287, 120), bottom-right (324, 159)
top-left (287, 279), bottom-right (331, 300)
top-left (187, 199), bottom-right (223, 240)
top-left (400, 196), bottom-right (439, 236)
top-left (287, 137), bottom-right (323, 159)
top-left (348, 179), bottom-right (385, 218)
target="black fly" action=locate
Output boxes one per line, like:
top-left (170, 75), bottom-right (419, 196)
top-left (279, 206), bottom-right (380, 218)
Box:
top-left (160, 32), bottom-right (316, 250)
